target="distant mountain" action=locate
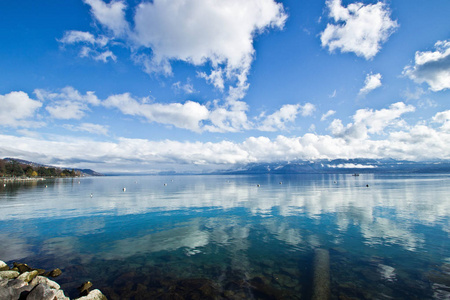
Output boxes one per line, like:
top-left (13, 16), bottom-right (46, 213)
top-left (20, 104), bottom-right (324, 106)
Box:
top-left (2, 158), bottom-right (103, 176)
top-left (214, 159), bottom-right (450, 175)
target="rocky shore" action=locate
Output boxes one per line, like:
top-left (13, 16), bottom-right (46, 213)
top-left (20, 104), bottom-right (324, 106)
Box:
top-left (0, 260), bottom-right (107, 300)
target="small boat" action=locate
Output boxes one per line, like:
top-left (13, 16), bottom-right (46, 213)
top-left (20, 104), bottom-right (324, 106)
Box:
top-left (352, 173), bottom-right (359, 176)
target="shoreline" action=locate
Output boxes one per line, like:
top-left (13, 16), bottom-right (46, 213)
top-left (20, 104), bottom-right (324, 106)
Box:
top-left (1, 177), bottom-right (46, 182)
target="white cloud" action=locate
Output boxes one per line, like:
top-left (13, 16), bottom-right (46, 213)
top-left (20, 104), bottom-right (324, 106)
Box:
top-left (59, 30), bottom-right (109, 47)
top-left (359, 73), bottom-right (382, 95)
top-left (2, 105), bottom-right (450, 172)
top-left (172, 81), bottom-right (196, 94)
top-left (258, 104), bottom-right (302, 131)
top-left (35, 87), bottom-right (101, 120)
top-left (46, 101), bottom-right (88, 120)
top-left (320, 0), bottom-right (398, 59)
top-left (65, 123), bottom-right (109, 135)
top-left (329, 102), bottom-right (415, 140)
top-left (301, 102), bottom-right (316, 116)
top-left (83, 0), bottom-right (129, 36)
top-left (78, 0), bottom-right (286, 101)
top-left (93, 50), bottom-right (117, 63)
top-left (321, 110), bottom-right (336, 121)
top-left (103, 93), bottom-right (210, 132)
top-left (403, 40), bottom-right (450, 91)
top-left (0, 91), bottom-right (43, 127)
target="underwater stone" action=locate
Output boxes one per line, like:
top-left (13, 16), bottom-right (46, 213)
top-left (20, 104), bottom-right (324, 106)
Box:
top-left (14, 262), bottom-right (32, 273)
top-left (312, 248), bottom-right (330, 300)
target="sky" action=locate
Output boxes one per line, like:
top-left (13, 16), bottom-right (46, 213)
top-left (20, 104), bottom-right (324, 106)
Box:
top-left (0, 0), bottom-right (450, 173)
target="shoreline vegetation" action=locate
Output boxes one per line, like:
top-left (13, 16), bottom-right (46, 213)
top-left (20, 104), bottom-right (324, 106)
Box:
top-left (0, 158), bottom-right (93, 180)
top-left (0, 260), bottom-right (107, 300)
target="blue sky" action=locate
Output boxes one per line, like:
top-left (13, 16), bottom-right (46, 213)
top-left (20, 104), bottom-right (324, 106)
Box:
top-left (1, 0), bottom-right (450, 173)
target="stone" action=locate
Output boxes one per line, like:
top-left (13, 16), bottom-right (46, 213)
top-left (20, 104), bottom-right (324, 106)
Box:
top-left (75, 289), bottom-right (108, 300)
top-left (6, 278), bottom-right (29, 289)
top-left (31, 275), bottom-right (61, 290)
top-left (13, 262), bottom-right (32, 273)
top-left (17, 270), bottom-right (39, 282)
top-left (27, 283), bottom-right (58, 300)
top-left (78, 281), bottom-right (93, 296)
top-left (45, 268), bottom-right (62, 278)
top-left (55, 289), bottom-right (71, 300)
top-left (0, 260), bottom-right (9, 271)
top-left (0, 270), bottom-right (20, 279)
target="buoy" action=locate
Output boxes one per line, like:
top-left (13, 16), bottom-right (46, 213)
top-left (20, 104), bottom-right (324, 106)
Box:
top-left (45, 185), bottom-right (48, 188)
top-left (257, 184), bottom-right (260, 187)
top-left (279, 182), bottom-right (282, 184)
top-left (123, 187), bottom-right (126, 192)
top-left (90, 193), bottom-right (93, 198)
top-left (164, 183), bottom-right (167, 186)
top-left (366, 184), bottom-right (369, 187)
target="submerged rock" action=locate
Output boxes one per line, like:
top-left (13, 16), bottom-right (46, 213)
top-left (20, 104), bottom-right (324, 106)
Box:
top-left (45, 268), bottom-right (63, 278)
top-left (78, 281), bottom-right (93, 296)
top-left (14, 262), bottom-right (32, 273)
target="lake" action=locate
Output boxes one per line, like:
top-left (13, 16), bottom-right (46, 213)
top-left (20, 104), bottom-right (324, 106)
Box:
top-left (0, 174), bottom-right (449, 299)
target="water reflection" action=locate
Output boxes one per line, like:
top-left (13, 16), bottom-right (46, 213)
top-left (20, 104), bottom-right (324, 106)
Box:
top-left (0, 174), bottom-right (449, 299)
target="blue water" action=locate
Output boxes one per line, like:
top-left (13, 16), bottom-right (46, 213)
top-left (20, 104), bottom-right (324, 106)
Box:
top-left (0, 174), bottom-right (449, 299)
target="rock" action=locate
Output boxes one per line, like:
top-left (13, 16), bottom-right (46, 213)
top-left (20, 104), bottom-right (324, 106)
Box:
top-left (34, 268), bottom-right (46, 276)
top-left (31, 275), bottom-right (61, 290)
top-left (27, 283), bottom-right (58, 300)
top-left (0, 270), bottom-right (20, 279)
top-left (0, 280), bottom-right (33, 299)
top-left (13, 262), bottom-right (32, 273)
top-left (78, 281), bottom-right (93, 296)
top-left (75, 289), bottom-right (108, 300)
top-left (55, 289), bottom-right (70, 300)
top-left (17, 270), bottom-right (39, 282)
top-left (0, 260), bottom-right (9, 271)
top-left (45, 268), bottom-right (62, 278)
top-left (6, 278), bottom-right (29, 289)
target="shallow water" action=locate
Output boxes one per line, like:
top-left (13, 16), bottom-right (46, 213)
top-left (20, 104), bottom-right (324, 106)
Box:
top-left (0, 174), bottom-right (449, 299)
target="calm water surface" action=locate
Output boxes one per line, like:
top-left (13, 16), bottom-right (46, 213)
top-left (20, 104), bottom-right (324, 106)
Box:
top-left (0, 174), bottom-right (449, 299)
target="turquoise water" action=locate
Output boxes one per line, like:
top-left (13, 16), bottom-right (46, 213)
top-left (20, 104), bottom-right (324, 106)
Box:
top-left (0, 174), bottom-right (449, 299)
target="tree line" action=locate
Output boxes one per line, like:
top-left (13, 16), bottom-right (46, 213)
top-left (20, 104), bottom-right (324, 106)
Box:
top-left (0, 159), bottom-right (80, 178)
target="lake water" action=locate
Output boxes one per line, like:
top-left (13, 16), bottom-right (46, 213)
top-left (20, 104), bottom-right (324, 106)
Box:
top-left (0, 174), bottom-right (449, 299)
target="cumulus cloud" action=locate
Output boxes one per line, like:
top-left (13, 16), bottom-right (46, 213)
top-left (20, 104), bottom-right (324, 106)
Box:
top-left (2, 106), bottom-right (450, 172)
top-left (359, 73), bottom-right (382, 95)
top-left (403, 40), bottom-right (450, 91)
top-left (320, 0), bottom-right (398, 59)
top-left (103, 93), bottom-right (210, 132)
top-left (258, 104), bottom-right (302, 131)
top-left (35, 86), bottom-right (100, 120)
top-left (0, 91), bottom-right (43, 127)
top-left (329, 102), bottom-right (415, 140)
top-left (83, 0), bottom-right (129, 36)
top-left (321, 110), bottom-right (336, 121)
top-left (74, 0), bottom-right (286, 101)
